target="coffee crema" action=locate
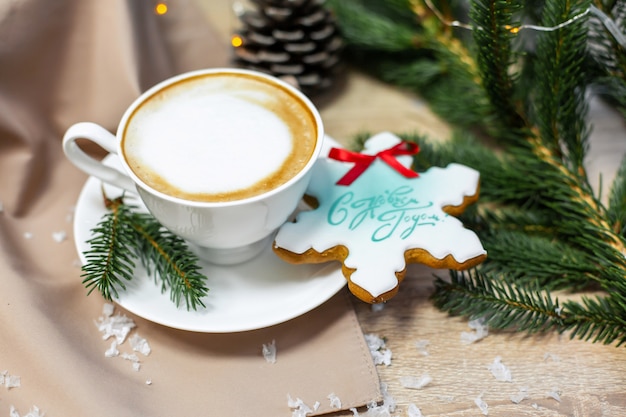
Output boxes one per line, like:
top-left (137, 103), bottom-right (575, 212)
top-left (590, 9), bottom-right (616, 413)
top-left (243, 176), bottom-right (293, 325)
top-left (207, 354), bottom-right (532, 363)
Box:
top-left (122, 72), bottom-right (318, 202)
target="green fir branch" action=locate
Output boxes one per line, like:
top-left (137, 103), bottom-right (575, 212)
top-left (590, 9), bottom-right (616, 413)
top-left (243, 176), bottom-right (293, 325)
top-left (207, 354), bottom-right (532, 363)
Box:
top-left (327, 0), bottom-right (493, 129)
top-left (563, 294), bottom-right (626, 346)
top-left (80, 189), bottom-right (209, 311)
top-left (329, 0), bottom-right (417, 51)
top-left (470, 0), bottom-right (526, 132)
top-left (532, 0), bottom-right (591, 173)
top-left (81, 195), bottom-right (136, 301)
top-left (432, 270), bottom-right (565, 334)
top-left (130, 212), bottom-right (208, 310)
top-left (478, 230), bottom-right (599, 291)
top-left (333, 0), bottom-right (626, 346)
top-left (433, 270), bottom-right (626, 346)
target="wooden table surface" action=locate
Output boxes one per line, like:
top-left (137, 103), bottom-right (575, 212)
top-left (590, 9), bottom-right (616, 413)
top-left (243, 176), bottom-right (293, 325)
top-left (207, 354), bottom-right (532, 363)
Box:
top-left (203, 2), bottom-right (626, 415)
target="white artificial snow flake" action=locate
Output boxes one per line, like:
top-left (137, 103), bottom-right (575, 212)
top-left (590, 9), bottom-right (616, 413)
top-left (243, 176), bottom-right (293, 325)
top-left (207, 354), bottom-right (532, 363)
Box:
top-left (474, 394), bottom-right (489, 416)
top-left (363, 402), bottom-right (390, 417)
top-left (363, 383), bottom-right (396, 416)
top-left (121, 353), bottom-right (141, 371)
top-left (372, 349), bottom-right (392, 366)
top-left (121, 352), bottom-right (141, 371)
top-left (399, 374), bottom-right (432, 389)
top-left (6, 375), bottom-right (21, 389)
top-left (546, 387), bottom-right (562, 402)
top-left (437, 395), bottom-right (455, 402)
top-left (364, 334), bottom-right (392, 366)
top-left (9, 406), bottom-right (44, 417)
top-left (543, 352), bottom-right (560, 362)
top-left (287, 394), bottom-right (300, 408)
top-left (313, 401), bottom-right (320, 411)
top-left (366, 408), bottom-right (391, 416)
top-left (121, 352), bottom-right (140, 362)
top-left (96, 304), bottom-right (152, 374)
top-left (1, 370), bottom-right (21, 389)
top-left (287, 394), bottom-right (314, 417)
top-left (96, 312), bottom-right (136, 344)
top-left (65, 206), bottom-right (76, 223)
top-left (363, 404), bottom-right (391, 416)
top-left (371, 303), bottom-right (385, 313)
top-left (104, 340), bottom-right (120, 358)
top-left (414, 339), bottom-right (430, 356)
top-left (348, 385), bottom-right (396, 417)
top-left (27, 406), bottom-right (44, 417)
top-left (328, 392), bottom-right (342, 409)
top-left (381, 382), bottom-right (396, 413)
top-left (102, 303), bottom-right (115, 317)
top-left (407, 403), bottom-right (424, 417)
top-left (23, 232), bottom-right (33, 240)
top-left (146, 379), bottom-right (152, 385)
top-left (487, 356), bottom-right (512, 382)
top-left (531, 403), bottom-right (539, 409)
top-left (461, 317), bottom-right (489, 344)
top-left (51, 231), bottom-right (67, 243)
top-left (364, 333), bottom-right (386, 351)
top-left (510, 386), bottom-right (529, 404)
top-left (262, 339), bottom-right (277, 363)
top-left (130, 334), bottom-right (152, 356)
top-left (289, 384), bottom-right (393, 417)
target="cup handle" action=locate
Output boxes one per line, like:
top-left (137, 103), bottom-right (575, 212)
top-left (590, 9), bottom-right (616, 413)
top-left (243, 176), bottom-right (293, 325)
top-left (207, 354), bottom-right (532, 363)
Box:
top-left (63, 122), bottom-right (136, 193)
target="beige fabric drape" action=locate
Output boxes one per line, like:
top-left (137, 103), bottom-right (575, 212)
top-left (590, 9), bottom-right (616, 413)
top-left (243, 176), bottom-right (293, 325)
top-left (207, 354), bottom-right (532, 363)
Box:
top-left (0, 1), bottom-right (380, 415)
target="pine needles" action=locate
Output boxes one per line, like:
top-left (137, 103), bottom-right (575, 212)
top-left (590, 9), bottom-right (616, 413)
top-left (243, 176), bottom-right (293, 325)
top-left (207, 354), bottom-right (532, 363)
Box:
top-left (433, 270), bottom-right (565, 335)
top-left (329, 0), bottom-right (626, 346)
top-left (81, 189), bottom-right (209, 311)
top-left (81, 195), bottom-right (137, 301)
top-left (434, 270), bottom-right (626, 346)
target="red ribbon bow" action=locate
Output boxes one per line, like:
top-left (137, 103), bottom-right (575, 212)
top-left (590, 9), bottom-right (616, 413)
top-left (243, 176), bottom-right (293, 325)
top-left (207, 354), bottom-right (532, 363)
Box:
top-left (328, 142), bottom-right (420, 186)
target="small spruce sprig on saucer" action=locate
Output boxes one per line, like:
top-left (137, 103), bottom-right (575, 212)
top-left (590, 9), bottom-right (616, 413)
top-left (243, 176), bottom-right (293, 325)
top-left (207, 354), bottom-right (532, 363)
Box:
top-left (81, 187), bottom-right (209, 311)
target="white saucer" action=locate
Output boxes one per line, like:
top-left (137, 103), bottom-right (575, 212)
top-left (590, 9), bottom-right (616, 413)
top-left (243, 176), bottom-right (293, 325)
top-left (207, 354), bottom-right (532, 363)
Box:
top-left (73, 154), bottom-right (346, 333)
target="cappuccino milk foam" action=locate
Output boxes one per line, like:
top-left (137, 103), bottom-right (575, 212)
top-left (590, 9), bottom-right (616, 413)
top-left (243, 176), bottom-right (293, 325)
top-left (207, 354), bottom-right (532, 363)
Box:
top-left (122, 73), bottom-right (317, 202)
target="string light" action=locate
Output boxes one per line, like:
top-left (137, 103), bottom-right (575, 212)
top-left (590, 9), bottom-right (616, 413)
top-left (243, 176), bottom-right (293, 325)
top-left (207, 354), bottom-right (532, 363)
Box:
top-left (422, 0), bottom-right (472, 30)
top-left (506, 9), bottom-right (591, 33)
top-left (231, 34), bottom-right (244, 48)
top-left (504, 25), bottom-right (520, 34)
top-left (422, 0), bottom-right (625, 48)
top-left (155, 2), bottom-right (168, 15)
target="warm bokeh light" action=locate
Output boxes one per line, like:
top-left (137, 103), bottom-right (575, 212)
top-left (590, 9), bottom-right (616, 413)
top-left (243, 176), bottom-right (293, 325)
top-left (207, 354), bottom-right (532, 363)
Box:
top-left (231, 35), bottom-right (243, 48)
top-left (155, 3), bottom-right (168, 15)
top-left (504, 24), bottom-right (520, 34)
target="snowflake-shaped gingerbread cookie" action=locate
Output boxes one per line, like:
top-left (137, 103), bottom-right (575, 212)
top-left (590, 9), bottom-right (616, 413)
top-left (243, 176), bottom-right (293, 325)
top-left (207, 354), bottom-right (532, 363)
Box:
top-left (273, 132), bottom-right (487, 303)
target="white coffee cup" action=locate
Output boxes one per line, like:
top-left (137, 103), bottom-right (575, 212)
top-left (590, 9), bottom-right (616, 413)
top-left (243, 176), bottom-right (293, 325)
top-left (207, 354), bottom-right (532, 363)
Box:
top-left (63, 68), bottom-right (324, 265)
